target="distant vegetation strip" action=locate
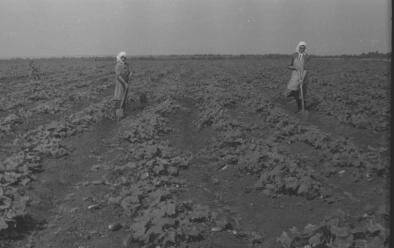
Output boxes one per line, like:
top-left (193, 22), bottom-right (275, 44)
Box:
top-left (0, 51), bottom-right (390, 61)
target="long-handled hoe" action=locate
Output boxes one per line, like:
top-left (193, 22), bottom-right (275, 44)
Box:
top-left (299, 69), bottom-right (309, 118)
top-left (116, 72), bottom-right (133, 121)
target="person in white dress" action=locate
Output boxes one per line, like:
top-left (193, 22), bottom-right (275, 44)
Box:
top-left (285, 41), bottom-right (310, 112)
top-left (114, 51), bottom-right (132, 119)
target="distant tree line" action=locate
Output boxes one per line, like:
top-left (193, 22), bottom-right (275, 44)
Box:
top-left (125, 52), bottom-right (391, 60)
top-left (1, 51), bottom-right (390, 61)
top-left (318, 51), bottom-right (391, 59)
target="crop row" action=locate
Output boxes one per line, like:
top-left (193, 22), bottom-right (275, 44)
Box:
top-left (180, 65), bottom-right (388, 201)
top-left (0, 96), bottom-right (114, 231)
top-left (104, 97), bottom-right (264, 247)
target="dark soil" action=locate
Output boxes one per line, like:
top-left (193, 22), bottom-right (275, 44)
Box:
top-left (0, 57), bottom-right (389, 248)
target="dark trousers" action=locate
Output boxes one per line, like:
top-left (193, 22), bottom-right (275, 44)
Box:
top-left (286, 83), bottom-right (307, 111)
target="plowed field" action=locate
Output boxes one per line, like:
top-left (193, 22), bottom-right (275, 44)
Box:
top-left (0, 56), bottom-right (390, 248)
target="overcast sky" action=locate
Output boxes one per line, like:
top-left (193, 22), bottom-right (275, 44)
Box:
top-left (0, 0), bottom-right (390, 58)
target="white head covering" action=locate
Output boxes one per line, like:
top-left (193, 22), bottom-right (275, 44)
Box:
top-left (295, 41), bottom-right (307, 61)
top-left (295, 41), bottom-right (307, 54)
top-left (116, 51), bottom-right (126, 63)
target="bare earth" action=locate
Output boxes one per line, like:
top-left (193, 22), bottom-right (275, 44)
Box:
top-left (0, 56), bottom-right (389, 248)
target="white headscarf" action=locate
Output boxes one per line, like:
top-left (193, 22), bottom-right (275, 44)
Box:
top-left (295, 41), bottom-right (307, 61)
top-left (116, 51), bottom-right (126, 63)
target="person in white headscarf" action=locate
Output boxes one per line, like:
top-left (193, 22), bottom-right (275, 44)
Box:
top-left (285, 41), bottom-right (310, 112)
top-left (114, 51), bottom-right (132, 119)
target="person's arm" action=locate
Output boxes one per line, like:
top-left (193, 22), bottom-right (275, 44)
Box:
top-left (303, 54), bottom-right (310, 70)
top-left (128, 70), bottom-right (133, 82)
top-left (115, 64), bottom-right (128, 90)
top-left (117, 75), bottom-right (128, 89)
top-left (287, 54), bottom-right (297, 70)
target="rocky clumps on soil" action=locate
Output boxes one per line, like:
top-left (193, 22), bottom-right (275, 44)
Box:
top-left (102, 96), bottom-right (265, 247)
top-left (277, 208), bottom-right (389, 248)
top-left (0, 57), bottom-right (389, 248)
top-left (0, 97), bottom-right (113, 231)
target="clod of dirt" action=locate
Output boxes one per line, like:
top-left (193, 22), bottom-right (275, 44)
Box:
top-left (87, 204), bottom-right (100, 210)
top-left (108, 223), bottom-right (122, 231)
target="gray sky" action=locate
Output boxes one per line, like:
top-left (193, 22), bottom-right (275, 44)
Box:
top-left (0, 0), bottom-right (390, 58)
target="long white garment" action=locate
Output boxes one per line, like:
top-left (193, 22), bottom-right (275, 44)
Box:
top-left (114, 61), bottom-right (130, 100)
top-left (287, 56), bottom-right (306, 91)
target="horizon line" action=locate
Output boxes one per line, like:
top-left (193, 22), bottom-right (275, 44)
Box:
top-left (0, 51), bottom-right (390, 60)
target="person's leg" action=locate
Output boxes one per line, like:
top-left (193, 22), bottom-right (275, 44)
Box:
top-left (294, 90), bottom-right (302, 112)
top-left (301, 73), bottom-right (308, 109)
top-left (121, 88), bottom-right (128, 111)
top-left (111, 99), bottom-right (120, 120)
top-left (113, 99), bottom-right (121, 109)
top-left (300, 84), bottom-right (307, 110)
top-left (286, 90), bottom-right (301, 112)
